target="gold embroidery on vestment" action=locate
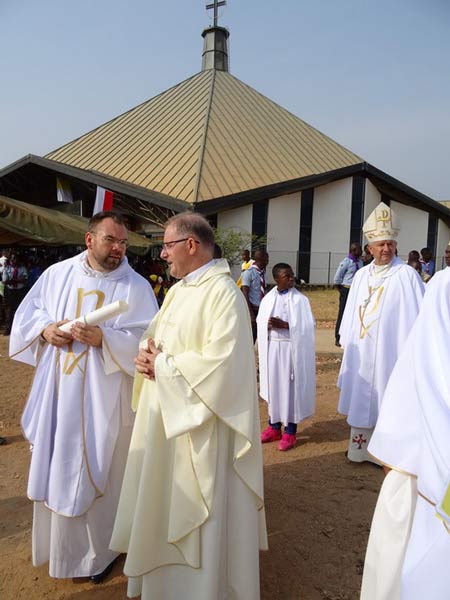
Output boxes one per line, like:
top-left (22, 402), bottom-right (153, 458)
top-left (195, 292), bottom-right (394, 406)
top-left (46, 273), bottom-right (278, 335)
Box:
top-left (62, 288), bottom-right (105, 375)
top-left (358, 285), bottom-right (384, 339)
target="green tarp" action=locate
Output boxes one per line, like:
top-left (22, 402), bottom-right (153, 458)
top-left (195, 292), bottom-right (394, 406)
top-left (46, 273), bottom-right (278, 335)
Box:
top-left (0, 195), bottom-right (153, 252)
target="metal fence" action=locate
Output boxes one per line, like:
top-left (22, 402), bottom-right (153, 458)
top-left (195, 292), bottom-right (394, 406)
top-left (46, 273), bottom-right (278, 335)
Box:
top-left (261, 251), bottom-right (447, 285)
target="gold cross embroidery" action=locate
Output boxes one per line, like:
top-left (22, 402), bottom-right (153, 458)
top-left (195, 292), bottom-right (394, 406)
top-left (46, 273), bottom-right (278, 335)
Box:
top-left (62, 288), bottom-right (106, 375)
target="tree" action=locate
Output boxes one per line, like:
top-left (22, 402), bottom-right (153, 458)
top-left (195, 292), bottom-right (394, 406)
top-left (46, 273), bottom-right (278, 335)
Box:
top-left (213, 227), bottom-right (266, 265)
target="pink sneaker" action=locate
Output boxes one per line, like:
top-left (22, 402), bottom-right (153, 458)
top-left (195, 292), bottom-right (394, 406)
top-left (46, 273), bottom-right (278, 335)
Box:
top-left (261, 426), bottom-right (282, 444)
top-left (278, 433), bottom-right (296, 451)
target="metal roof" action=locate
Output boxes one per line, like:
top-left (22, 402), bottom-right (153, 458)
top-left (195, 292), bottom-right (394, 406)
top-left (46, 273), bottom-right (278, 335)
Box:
top-left (46, 69), bottom-right (362, 203)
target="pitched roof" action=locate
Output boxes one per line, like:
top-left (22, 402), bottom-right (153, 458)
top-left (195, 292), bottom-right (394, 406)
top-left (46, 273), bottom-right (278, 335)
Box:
top-left (46, 69), bottom-right (362, 203)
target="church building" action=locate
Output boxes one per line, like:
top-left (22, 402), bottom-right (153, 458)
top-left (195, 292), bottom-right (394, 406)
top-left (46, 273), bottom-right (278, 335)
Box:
top-left (1, 2), bottom-right (449, 282)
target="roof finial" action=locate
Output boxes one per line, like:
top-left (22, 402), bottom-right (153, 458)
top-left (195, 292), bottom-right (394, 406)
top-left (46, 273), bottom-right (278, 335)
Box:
top-left (206, 0), bottom-right (226, 28)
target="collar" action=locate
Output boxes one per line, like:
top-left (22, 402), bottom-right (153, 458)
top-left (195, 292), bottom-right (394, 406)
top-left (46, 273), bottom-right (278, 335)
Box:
top-left (276, 288), bottom-right (290, 295)
top-left (183, 259), bottom-right (216, 284)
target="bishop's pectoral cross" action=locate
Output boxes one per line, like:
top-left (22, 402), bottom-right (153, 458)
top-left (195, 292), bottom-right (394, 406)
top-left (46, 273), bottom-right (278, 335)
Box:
top-left (206, 0), bottom-right (226, 27)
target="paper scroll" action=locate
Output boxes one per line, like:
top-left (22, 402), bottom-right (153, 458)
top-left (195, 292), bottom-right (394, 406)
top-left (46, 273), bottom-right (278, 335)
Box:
top-left (58, 300), bottom-right (129, 333)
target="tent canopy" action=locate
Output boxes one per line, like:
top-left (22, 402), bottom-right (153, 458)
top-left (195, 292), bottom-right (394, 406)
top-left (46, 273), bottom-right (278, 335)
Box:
top-left (0, 195), bottom-right (153, 251)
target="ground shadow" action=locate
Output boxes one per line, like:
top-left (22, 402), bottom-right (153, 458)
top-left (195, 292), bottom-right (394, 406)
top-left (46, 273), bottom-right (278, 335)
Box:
top-left (0, 495), bottom-right (31, 539)
top-left (260, 451), bottom-right (384, 600)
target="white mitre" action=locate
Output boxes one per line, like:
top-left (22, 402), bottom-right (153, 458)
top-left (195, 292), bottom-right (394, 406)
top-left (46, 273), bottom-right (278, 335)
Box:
top-left (363, 202), bottom-right (400, 242)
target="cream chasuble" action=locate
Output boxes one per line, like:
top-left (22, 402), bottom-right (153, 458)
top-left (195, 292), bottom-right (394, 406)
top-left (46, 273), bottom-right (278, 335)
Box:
top-left (9, 252), bottom-right (157, 577)
top-left (361, 267), bottom-right (450, 600)
top-left (110, 259), bottom-right (267, 600)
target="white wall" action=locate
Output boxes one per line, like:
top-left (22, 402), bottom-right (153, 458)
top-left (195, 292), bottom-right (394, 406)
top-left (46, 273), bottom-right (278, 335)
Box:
top-left (436, 218), bottom-right (450, 271)
top-left (217, 204), bottom-right (252, 233)
top-left (364, 179), bottom-right (381, 221)
top-left (390, 201), bottom-right (428, 259)
top-left (266, 192), bottom-right (301, 283)
top-left (309, 178), bottom-right (353, 284)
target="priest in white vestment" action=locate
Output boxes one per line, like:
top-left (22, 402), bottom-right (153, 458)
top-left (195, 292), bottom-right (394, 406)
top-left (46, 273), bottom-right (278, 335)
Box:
top-left (337, 202), bottom-right (424, 463)
top-left (361, 263), bottom-right (450, 600)
top-left (257, 262), bottom-right (315, 451)
top-left (110, 212), bottom-right (267, 600)
top-left (9, 212), bottom-right (158, 580)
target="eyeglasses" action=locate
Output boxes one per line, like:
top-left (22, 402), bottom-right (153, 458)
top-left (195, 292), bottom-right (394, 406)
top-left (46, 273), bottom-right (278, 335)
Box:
top-left (161, 238), bottom-right (199, 251)
top-left (91, 232), bottom-right (129, 248)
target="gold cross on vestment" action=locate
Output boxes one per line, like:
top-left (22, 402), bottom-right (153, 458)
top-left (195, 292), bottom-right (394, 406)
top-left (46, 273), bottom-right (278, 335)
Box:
top-left (206, 0), bottom-right (226, 27)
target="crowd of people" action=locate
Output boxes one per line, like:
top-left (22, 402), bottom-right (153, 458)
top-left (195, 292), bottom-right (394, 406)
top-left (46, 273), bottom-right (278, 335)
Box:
top-left (4, 202), bottom-right (450, 599)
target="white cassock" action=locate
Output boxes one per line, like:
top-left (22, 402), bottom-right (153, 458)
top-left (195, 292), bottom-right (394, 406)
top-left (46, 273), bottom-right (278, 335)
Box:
top-left (257, 287), bottom-right (315, 424)
top-left (361, 267), bottom-right (450, 600)
top-left (337, 257), bottom-right (424, 462)
top-left (110, 259), bottom-right (267, 600)
top-left (9, 252), bottom-right (157, 578)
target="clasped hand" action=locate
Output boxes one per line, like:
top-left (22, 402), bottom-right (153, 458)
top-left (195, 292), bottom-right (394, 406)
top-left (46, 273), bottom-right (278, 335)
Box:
top-left (42, 321), bottom-right (103, 347)
top-left (134, 338), bottom-right (161, 380)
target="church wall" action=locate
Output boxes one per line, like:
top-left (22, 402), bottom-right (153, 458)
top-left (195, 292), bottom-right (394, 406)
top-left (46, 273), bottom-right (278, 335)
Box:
top-left (436, 219), bottom-right (450, 271)
top-left (364, 179), bottom-right (381, 221)
top-left (266, 192), bottom-right (301, 284)
top-left (390, 201), bottom-right (428, 259)
top-left (310, 178), bottom-right (353, 284)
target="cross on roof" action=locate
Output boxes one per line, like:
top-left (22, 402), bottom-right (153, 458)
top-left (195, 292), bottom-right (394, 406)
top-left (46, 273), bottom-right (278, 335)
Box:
top-left (206, 0), bottom-right (226, 27)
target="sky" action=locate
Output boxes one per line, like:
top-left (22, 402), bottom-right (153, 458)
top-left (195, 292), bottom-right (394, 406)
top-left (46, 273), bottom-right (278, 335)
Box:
top-left (1, 0), bottom-right (449, 199)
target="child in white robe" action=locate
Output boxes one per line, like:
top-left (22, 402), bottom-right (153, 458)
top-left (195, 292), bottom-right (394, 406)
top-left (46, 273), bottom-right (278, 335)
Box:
top-left (257, 263), bottom-right (316, 451)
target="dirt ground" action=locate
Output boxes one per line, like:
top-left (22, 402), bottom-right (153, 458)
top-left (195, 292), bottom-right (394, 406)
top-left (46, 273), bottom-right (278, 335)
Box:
top-left (0, 332), bottom-right (383, 600)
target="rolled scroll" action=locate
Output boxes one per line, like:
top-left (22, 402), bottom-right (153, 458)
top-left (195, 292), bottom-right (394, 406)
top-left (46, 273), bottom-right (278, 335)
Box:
top-left (58, 300), bottom-right (129, 333)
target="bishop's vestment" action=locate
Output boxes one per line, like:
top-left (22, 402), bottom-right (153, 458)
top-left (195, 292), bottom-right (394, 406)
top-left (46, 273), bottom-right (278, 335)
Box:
top-left (337, 257), bottom-right (424, 461)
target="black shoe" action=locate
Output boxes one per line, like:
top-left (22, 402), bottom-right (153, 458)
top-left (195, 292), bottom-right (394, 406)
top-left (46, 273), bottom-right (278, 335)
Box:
top-left (0, 437), bottom-right (6, 445)
top-left (335, 340), bottom-right (341, 347)
top-left (89, 557), bottom-right (118, 584)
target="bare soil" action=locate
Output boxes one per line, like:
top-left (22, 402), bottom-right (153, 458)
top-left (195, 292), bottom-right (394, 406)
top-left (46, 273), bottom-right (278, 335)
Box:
top-left (0, 334), bottom-right (383, 600)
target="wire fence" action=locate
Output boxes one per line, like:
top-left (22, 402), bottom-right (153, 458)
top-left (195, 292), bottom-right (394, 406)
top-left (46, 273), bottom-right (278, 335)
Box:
top-left (264, 251), bottom-right (447, 285)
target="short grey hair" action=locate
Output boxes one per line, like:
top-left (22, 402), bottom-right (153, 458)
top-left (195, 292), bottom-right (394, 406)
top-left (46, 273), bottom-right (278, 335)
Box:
top-left (165, 212), bottom-right (215, 251)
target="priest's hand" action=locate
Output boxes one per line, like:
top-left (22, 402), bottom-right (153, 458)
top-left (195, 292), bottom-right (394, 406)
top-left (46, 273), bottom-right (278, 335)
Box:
top-left (268, 316), bottom-right (289, 330)
top-left (71, 323), bottom-right (103, 347)
top-left (134, 338), bottom-right (161, 380)
top-left (42, 321), bottom-right (73, 347)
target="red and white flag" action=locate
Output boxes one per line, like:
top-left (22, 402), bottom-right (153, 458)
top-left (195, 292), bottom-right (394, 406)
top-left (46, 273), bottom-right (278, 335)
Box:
top-left (93, 186), bottom-right (114, 215)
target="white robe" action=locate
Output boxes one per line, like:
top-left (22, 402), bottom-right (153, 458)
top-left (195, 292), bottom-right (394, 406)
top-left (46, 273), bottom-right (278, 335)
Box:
top-left (9, 252), bottom-right (157, 577)
top-left (110, 259), bottom-right (267, 600)
top-left (361, 267), bottom-right (450, 600)
top-left (257, 287), bottom-right (315, 425)
top-left (338, 257), bottom-right (424, 429)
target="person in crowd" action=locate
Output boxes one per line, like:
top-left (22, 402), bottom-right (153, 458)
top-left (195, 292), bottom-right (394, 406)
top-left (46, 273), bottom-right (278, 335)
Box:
top-left (407, 249), bottom-right (420, 263)
top-left (241, 249), bottom-right (269, 342)
top-left (110, 212), bottom-right (267, 600)
top-left (2, 254), bottom-right (28, 334)
top-left (9, 211), bottom-right (158, 582)
top-left (236, 248), bottom-right (254, 288)
top-left (420, 246), bottom-right (435, 281)
top-left (149, 274), bottom-right (165, 307)
top-left (337, 202), bottom-right (424, 463)
top-left (361, 244), bottom-right (373, 266)
top-left (361, 261), bottom-right (450, 600)
top-left (408, 259), bottom-right (423, 277)
top-left (257, 263), bottom-right (315, 451)
top-left (333, 242), bottom-right (363, 347)
top-left (445, 240), bottom-right (450, 268)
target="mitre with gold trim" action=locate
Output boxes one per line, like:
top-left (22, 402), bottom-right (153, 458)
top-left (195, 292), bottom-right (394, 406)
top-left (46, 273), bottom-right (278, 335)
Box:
top-left (363, 202), bottom-right (400, 242)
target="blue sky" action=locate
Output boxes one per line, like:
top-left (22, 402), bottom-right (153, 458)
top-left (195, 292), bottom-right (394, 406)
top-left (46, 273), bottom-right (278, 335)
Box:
top-left (1, 0), bottom-right (449, 199)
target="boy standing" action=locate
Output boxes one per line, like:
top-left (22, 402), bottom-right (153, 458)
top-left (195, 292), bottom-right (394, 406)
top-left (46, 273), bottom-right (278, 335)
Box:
top-left (257, 263), bottom-right (316, 451)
